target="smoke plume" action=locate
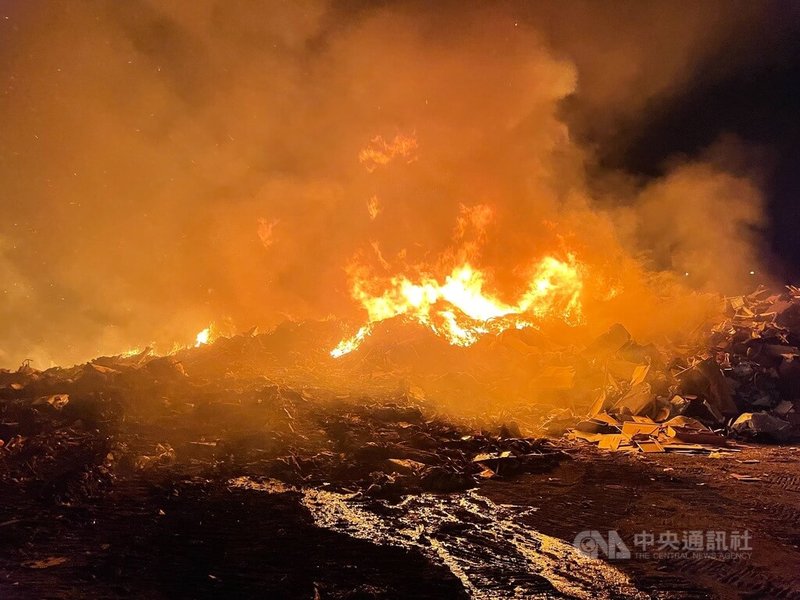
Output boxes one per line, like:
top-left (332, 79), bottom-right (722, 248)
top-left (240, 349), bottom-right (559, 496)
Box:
top-left (0, 0), bottom-right (786, 367)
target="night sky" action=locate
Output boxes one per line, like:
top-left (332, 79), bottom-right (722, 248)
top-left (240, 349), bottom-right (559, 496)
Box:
top-left (588, 2), bottom-right (800, 277)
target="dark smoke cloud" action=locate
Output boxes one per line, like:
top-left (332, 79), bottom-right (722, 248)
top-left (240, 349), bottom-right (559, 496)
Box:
top-left (0, 0), bottom-right (787, 366)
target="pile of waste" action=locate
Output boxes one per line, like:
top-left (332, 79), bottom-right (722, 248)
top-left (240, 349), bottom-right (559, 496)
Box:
top-left (0, 343), bottom-right (571, 503)
top-left (3, 285), bottom-right (800, 484)
top-left (565, 286), bottom-right (800, 453)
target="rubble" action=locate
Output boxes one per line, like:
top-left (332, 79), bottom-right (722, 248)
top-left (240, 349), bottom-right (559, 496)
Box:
top-left (568, 412), bottom-right (731, 454)
top-left (0, 284), bottom-right (799, 509)
top-left (2, 287), bottom-right (800, 597)
top-left (730, 412), bottom-right (792, 442)
top-left (1, 283), bottom-right (798, 491)
top-left (0, 345), bottom-right (570, 505)
top-left (565, 286), bottom-right (800, 452)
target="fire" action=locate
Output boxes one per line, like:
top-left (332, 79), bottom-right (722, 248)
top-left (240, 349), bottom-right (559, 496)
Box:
top-left (331, 324), bottom-right (374, 358)
top-left (358, 133), bottom-right (418, 172)
top-left (195, 327), bottom-right (211, 347)
top-left (332, 255), bottom-right (583, 357)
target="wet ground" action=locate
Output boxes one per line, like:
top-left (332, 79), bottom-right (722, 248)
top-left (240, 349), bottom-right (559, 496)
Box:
top-left (1, 383), bottom-right (800, 598)
top-left (481, 445), bottom-right (800, 599)
top-left (4, 446), bottom-right (799, 599)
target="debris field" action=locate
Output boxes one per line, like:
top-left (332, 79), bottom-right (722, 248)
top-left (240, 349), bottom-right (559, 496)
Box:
top-left (2, 286), bottom-right (800, 598)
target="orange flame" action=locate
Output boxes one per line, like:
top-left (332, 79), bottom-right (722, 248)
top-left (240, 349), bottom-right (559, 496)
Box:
top-left (358, 133), bottom-right (418, 172)
top-left (331, 255), bottom-right (583, 357)
top-left (195, 327), bottom-right (211, 347)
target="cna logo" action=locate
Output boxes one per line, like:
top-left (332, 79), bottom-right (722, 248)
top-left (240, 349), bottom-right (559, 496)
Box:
top-left (573, 530), bottom-right (631, 560)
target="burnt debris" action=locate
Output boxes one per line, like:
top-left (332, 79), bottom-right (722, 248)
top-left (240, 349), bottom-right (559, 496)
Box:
top-left (567, 286), bottom-right (800, 452)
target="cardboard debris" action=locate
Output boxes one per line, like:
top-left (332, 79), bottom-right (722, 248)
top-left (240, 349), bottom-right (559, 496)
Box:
top-left (134, 443), bottom-right (176, 471)
top-left (678, 359), bottom-right (738, 417)
top-left (386, 458), bottom-right (426, 474)
top-left (731, 412), bottom-right (792, 441)
top-left (568, 288), bottom-right (800, 454)
top-left (471, 450), bottom-right (560, 476)
top-left (575, 418), bottom-right (620, 434)
top-left (23, 557), bottom-right (69, 569)
top-left (569, 430), bottom-right (604, 444)
top-left (613, 382), bottom-right (653, 415)
top-left (669, 395), bottom-right (692, 417)
top-left (662, 416), bottom-right (708, 429)
top-left (621, 421), bottom-right (660, 437)
top-left (666, 427), bottom-right (728, 446)
top-left (635, 439), bottom-right (665, 453)
top-left (663, 443), bottom-right (709, 454)
top-left (597, 434), bottom-right (627, 451)
top-left (630, 364), bottom-right (650, 386)
top-left (568, 407), bottom-right (731, 454)
top-left (32, 394), bottom-right (70, 410)
top-left (730, 473), bottom-right (763, 482)
top-left (773, 400), bottom-right (794, 417)
top-left (584, 323), bottom-right (631, 357)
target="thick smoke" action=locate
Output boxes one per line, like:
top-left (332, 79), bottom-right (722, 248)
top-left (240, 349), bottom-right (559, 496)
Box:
top-left (0, 0), bottom-right (783, 367)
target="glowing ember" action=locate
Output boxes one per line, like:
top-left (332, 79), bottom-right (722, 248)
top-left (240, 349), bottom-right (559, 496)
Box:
top-left (195, 328), bottom-right (211, 347)
top-left (332, 255), bottom-right (583, 357)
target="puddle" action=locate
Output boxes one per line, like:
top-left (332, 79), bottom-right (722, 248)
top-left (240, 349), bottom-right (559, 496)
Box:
top-left (230, 477), bottom-right (648, 599)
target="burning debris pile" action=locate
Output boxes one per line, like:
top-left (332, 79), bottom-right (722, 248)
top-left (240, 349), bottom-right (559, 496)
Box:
top-left (3, 285), bottom-right (800, 499)
top-left (0, 340), bottom-right (570, 508)
top-left (567, 286), bottom-right (800, 453)
top-left (332, 254), bottom-right (584, 357)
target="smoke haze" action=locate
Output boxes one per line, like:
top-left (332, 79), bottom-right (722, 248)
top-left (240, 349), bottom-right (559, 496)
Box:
top-left (0, 0), bottom-right (792, 367)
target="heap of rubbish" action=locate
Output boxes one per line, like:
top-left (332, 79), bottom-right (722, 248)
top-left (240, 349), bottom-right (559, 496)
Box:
top-left (3, 285), bottom-right (800, 490)
top-left (0, 345), bottom-right (570, 501)
top-left (566, 286), bottom-right (800, 453)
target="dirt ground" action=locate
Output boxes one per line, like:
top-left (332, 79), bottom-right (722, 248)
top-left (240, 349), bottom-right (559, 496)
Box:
top-left (2, 384), bottom-right (799, 599)
top-left (482, 444), bottom-right (800, 599)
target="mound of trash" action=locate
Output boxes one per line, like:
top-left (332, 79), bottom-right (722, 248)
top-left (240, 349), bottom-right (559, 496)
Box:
top-left (565, 286), bottom-right (800, 453)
